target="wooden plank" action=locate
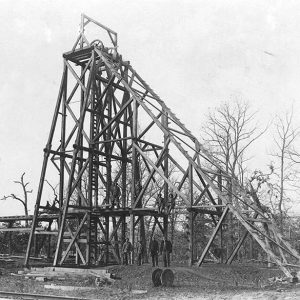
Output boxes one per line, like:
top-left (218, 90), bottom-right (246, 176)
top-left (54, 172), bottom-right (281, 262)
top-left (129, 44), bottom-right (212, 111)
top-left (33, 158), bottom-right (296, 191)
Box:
top-left (226, 212), bottom-right (259, 264)
top-left (134, 143), bottom-right (190, 205)
top-left (270, 221), bottom-right (300, 261)
top-left (168, 154), bottom-right (204, 193)
top-left (73, 144), bottom-right (131, 163)
top-left (63, 239), bottom-right (87, 243)
top-left (25, 65), bottom-right (68, 267)
top-left (133, 139), bottom-right (170, 208)
top-left (0, 227), bottom-right (44, 232)
top-left (196, 206), bottom-right (229, 266)
top-left (245, 218), bottom-right (271, 223)
top-left (229, 204), bottom-right (291, 277)
top-left (154, 216), bottom-right (164, 234)
top-left (92, 94), bottom-right (134, 142)
top-left (59, 213), bottom-right (88, 264)
top-left (35, 231), bottom-right (58, 235)
top-left (82, 13), bottom-right (117, 35)
top-left (194, 174), bottom-right (217, 205)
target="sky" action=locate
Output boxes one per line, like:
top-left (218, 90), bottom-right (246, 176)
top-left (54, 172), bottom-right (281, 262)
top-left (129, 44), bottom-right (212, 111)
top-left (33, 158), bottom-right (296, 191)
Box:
top-left (1, 0), bottom-right (300, 216)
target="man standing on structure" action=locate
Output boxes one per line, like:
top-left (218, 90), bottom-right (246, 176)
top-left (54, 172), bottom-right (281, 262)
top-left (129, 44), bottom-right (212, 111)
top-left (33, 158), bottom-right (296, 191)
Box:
top-left (156, 193), bottom-right (164, 213)
top-left (166, 192), bottom-right (175, 214)
top-left (122, 238), bottom-right (131, 265)
top-left (160, 237), bottom-right (172, 267)
top-left (149, 237), bottom-right (159, 267)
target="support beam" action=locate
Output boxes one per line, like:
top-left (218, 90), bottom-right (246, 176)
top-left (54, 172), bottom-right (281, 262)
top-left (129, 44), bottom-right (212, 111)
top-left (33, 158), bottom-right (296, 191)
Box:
top-left (197, 206), bottom-right (229, 267)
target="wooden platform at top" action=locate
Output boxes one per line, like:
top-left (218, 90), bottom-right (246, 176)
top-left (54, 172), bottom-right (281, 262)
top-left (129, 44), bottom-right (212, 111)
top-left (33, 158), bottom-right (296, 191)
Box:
top-left (63, 46), bottom-right (94, 64)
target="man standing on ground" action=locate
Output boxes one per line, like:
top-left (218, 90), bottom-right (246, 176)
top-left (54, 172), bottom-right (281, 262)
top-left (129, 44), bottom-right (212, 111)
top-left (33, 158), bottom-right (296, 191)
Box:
top-left (149, 237), bottom-right (159, 267)
top-left (122, 238), bottom-right (131, 265)
top-left (160, 237), bottom-right (172, 267)
top-left (136, 240), bottom-right (144, 266)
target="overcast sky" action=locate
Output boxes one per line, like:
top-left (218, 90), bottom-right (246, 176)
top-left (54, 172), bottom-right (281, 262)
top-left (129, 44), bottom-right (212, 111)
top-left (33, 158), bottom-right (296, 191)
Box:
top-left (1, 0), bottom-right (300, 216)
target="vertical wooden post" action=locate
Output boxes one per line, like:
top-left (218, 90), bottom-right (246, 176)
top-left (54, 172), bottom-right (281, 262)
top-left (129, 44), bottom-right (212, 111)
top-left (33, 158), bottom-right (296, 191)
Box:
top-left (121, 66), bottom-right (129, 244)
top-left (121, 105), bottom-right (128, 242)
top-left (188, 163), bottom-right (194, 266)
top-left (86, 213), bottom-right (91, 265)
top-left (80, 14), bottom-right (84, 48)
top-left (59, 69), bottom-right (67, 214)
top-left (53, 54), bottom-right (95, 267)
top-left (8, 221), bottom-right (13, 255)
top-left (77, 65), bottom-right (85, 207)
top-left (25, 65), bottom-right (67, 266)
top-left (105, 215), bottom-right (109, 265)
top-left (129, 214), bottom-right (135, 264)
top-left (162, 109), bottom-right (169, 240)
top-left (130, 97), bottom-right (138, 263)
top-left (163, 215), bottom-right (168, 240)
top-left (217, 170), bottom-right (223, 263)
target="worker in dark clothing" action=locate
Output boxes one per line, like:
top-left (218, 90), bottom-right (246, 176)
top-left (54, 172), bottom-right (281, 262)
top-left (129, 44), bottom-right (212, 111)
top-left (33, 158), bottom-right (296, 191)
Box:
top-left (156, 193), bottom-right (164, 214)
top-left (166, 192), bottom-right (175, 214)
top-left (44, 201), bottom-right (50, 212)
top-left (160, 238), bottom-right (172, 267)
top-left (136, 240), bottom-right (144, 266)
top-left (149, 237), bottom-right (159, 267)
top-left (50, 198), bottom-right (60, 212)
top-left (122, 238), bottom-right (132, 265)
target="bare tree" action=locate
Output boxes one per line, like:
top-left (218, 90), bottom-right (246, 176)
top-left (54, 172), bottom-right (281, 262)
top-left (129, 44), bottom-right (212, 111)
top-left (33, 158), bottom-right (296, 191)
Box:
top-left (202, 100), bottom-right (267, 184)
top-left (202, 99), bottom-right (267, 256)
top-left (1, 172), bottom-right (32, 226)
top-left (270, 110), bottom-right (299, 232)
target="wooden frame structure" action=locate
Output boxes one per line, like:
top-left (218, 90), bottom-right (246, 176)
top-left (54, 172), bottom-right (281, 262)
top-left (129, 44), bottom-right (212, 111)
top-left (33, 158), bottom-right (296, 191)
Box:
top-left (23, 15), bottom-right (300, 276)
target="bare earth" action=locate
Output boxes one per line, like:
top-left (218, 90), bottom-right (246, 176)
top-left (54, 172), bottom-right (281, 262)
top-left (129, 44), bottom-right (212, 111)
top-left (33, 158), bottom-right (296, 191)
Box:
top-left (0, 260), bottom-right (300, 299)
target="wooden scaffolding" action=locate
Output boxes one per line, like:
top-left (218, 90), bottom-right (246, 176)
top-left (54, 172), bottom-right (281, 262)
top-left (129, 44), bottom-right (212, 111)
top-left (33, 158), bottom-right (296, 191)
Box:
top-left (23, 14), bottom-right (300, 276)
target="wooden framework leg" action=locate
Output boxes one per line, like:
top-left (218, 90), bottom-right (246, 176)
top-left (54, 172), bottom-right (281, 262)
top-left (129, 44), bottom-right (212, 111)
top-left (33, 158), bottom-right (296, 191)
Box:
top-left (226, 230), bottom-right (248, 264)
top-left (129, 213), bottom-right (134, 264)
top-left (163, 215), bottom-right (168, 239)
top-left (105, 215), bottom-right (109, 265)
top-left (188, 211), bottom-right (194, 266)
top-left (197, 206), bottom-right (229, 267)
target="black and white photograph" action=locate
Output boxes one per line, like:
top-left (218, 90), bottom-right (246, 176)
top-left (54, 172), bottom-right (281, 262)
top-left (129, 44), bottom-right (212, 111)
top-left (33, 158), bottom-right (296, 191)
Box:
top-left (1, 1), bottom-right (300, 299)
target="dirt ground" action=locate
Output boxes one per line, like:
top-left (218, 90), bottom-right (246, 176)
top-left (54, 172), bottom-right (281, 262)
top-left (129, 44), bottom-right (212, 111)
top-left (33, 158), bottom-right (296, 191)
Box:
top-left (0, 259), bottom-right (300, 299)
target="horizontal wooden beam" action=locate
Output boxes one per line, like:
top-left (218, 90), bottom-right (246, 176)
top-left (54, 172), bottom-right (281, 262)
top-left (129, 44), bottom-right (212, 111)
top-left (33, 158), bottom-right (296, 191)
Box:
top-left (73, 144), bottom-right (132, 163)
top-left (0, 227), bottom-right (45, 232)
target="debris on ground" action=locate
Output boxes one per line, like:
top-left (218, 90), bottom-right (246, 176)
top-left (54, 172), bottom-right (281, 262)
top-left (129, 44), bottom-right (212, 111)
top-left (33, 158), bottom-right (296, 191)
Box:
top-left (44, 284), bottom-right (96, 291)
top-left (95, 276), bottom-right (113, 287)
top-left (0, 260), bottom-right (300, 299)
top-left (131, 289), bottom-right (147, 294)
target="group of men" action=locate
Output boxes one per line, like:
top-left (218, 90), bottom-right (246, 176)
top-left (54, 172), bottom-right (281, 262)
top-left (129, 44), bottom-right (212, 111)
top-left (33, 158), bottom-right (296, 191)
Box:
top-left (122, 238), bottom-right (144, 266)
top-left (149, 237), bottom-right (172, 267)
top-left (122, 237), bottom-right (173, 267)
top-left (156, 192), bottom-right (176, 214)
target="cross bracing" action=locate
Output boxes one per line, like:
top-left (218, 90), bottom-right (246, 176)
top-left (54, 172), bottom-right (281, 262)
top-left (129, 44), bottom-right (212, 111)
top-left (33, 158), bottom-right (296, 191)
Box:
top-left (24, 14), bottom-right (300, 276)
